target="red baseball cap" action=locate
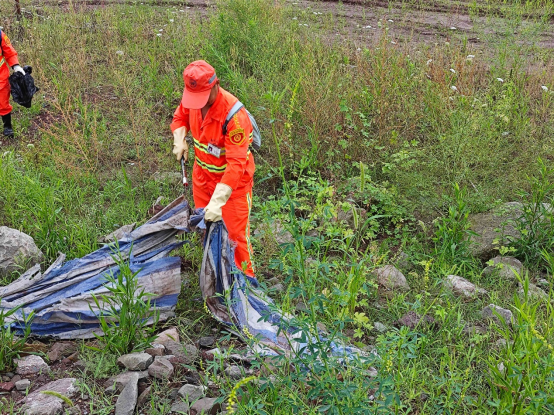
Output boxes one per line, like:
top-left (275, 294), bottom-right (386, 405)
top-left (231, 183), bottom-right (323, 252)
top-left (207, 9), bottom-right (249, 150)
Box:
top-left (181, 60), bottom-right (218, 109)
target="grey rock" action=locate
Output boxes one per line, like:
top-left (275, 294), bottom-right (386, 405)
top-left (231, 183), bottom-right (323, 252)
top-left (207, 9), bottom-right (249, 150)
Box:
top-left (15, 379), bottom-right (30, 391)
top-left (0, 226), bottom-right (44, 276)
top-left (395, 311), bottom-right (435, 329)
top-left (482, 304), bottom-right (514, 326)
top-left (468, 202), bottom-right (523, 258)
top-left (74, 360), bottom-right (86, 371)
top-left (254, 220), bottom-right (293, 244)
top-left (494, 338), bottom-right (511, 348)
top-left (374, 322), bottom-right (387, 332)
top-left (20, 378), bottom-right (77, 416)
top-left (536, 278), bottom-right (550, 288)
top-left (154, 327), bottom-right (180, 344)
top-left (148, 357), bottom-right (174, 379)
top-left (295, 301), bottom-right (308, 312)
top-left (117, 352), bottom-right (153, 371)
top-left (99, 223), bottom-right (136, 243)
top-left (225, 365), bottom-right (243, 380)
top-left (396, 251), bottom-right (411, 270)
top-left (169, 388), bottom-right (180, 400)
top-left (164, 342), bottom-right (198, 365)
top-left (47, 342), bottom-right (77, 362)
top-left (268, 283), bottom-right (284, 292)
top-left (198, 336), bottom-right (215, 348)
top-left (145, 343), bottom-right (166, 357)
top-left (178, 384), bottom-right (206, 402)
top-left (171, 400), bottom-right (190, 414)
top-left (483, 256), bottom-right (524, 281)
top-left (462, 324), bottom-right (488, 335)
top-left (497, 362), bottom-right (506, 373)
top-left (365, 367), bottom-right (378, 378)
top-left (65, 406), bottom-right (81, 415)
top-left (5, 372), bottom-right (14, 378)
top-left (444, 275), bottom-right (487, 298)
top-left (15, 355), bottom-right (49, 375)
top-left (136, 385), bottom-right (151, 408)
top-left (104, 371), bottom-right (149, 393)
top-left (373, 265), bottom-right (410, 291)
top-left (518, 282), bottom-right (548, 301)
top-left (336, 204), bottom-right (367, 230)
top-left (115, 372), bottom-right (139, 415)
top-left (191, 397), bottom-right (220, 415)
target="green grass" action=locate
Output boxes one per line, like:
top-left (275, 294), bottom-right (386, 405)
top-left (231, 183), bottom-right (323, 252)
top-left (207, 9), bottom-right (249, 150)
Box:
top-left (1, 0), bottom-right (554, 414)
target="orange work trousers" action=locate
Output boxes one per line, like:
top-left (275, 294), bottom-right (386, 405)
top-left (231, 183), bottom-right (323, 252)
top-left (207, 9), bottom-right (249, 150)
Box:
top-left (0, 84), bottom-right (12, 116)
top-left (194, 184), bottom-right (255, 277)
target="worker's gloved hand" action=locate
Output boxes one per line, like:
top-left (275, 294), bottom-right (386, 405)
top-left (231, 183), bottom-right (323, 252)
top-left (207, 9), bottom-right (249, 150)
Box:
top-left (204, 183), bottom-right (232, 222)
top-left (172, 126), bottom-right (188, 161)
top-left (12, 65), bottom-right (25, 75)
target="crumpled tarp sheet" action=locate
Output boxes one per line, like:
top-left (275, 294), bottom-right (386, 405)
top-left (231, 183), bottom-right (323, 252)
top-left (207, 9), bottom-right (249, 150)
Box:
top-left (196, 214), bottom-right (363, 360)
top-left (0, 196), bottom-right (191, 339)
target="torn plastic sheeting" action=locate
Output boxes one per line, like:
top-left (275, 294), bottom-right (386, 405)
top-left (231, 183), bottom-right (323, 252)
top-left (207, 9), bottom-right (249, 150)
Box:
top-left (1, 196), bottom-right (191, 339)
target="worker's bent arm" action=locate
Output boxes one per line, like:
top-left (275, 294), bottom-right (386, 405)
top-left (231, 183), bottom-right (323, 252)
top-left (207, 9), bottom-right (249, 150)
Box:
top-left (1, 32), bottom-right (19, 67)
top-left (220, 109), bottom-right (253, 190)
top-left (170, 103), bottom-right (190, 132)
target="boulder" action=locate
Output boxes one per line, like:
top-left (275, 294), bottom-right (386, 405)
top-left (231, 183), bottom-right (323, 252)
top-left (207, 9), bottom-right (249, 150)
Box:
top-left (15, 355), bottom-right (49, 376)
top-left (468, 202), bottom-right (522, 258)
top-left (483, 256), bottom-right (524, 281)
top-left (19, 378), bottom-right (77, 415)
top-left (145, 343), bottom-right (166, 357)
top-left (117, 352), bottom-right (153, 371)
top-left (444, 275), bottom-right (487, 298)
top-left (191, 397), bottom-right (220, 415)
top-left (372, 265), bottom-right (410, 291)
top-left (147, 357), bottom-right (174, 379)
top-left (154, 327), bottom-right (180, 345)
top-left (178, 384), bottom-right (206, 402)
top-left (0, 226), bottom-right (44, 276)
top-left (115, 372), bottom-right (139, 415)
top-left (482, 304), bottom-right (514, 326)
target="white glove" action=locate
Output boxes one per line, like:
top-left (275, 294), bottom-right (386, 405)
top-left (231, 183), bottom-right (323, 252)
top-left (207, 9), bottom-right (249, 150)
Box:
top-left (172, 126), bottom-right (188, 161)
top-left (204, 183), bottom-right (232, 222)
top-left (12, 65), bottom-right (25, 75)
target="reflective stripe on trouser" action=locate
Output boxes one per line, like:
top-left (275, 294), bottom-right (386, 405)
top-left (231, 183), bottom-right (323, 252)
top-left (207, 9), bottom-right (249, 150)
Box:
top-left (0, 83), bottom-right (12, 116)
top-left (193, 184), bottom-right (255, 277)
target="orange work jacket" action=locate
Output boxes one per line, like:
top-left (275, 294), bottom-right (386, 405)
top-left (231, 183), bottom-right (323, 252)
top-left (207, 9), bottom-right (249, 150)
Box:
top-left (170, 87), bottom-right (255, 198)
top-left (0, 31), bottom-right (19, 86)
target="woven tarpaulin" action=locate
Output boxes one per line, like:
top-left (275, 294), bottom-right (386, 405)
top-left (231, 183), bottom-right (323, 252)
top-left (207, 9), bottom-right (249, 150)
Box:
top-left (0, 197), bottom-right (191, 339)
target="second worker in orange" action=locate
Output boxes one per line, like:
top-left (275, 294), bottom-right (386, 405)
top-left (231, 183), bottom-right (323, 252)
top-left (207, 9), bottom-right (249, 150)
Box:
top-left (170, 60), bottom-right (256, 278)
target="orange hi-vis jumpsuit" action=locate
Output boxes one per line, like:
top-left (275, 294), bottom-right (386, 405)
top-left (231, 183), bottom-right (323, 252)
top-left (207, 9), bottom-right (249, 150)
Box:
top-left (170, 87), bottom-right (256, 276)
top-left (0, 30), bottom-right (19, 116)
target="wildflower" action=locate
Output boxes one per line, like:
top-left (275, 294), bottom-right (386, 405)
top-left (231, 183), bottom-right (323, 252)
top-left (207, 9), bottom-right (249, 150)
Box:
top-left (496, 78), bottom-right (504, 82)
top-left (27, 143), bottom-right (35, 149)
top-left (156, 33), bottom-right (162, 37)
top-left (450, 68), bottom-right (456, 74)
top-left (445, 41), bottom-right (450, 46)
top-left (451, 85), bottom-right (458, 91)
top-left (541, 85), bottom-right (549, 92)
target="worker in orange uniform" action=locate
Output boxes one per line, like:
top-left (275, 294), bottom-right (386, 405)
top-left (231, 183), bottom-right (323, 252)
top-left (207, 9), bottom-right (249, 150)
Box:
top-left (170, 60), bottom-right (256, 278)
top-left (0, 29), bottom-right (25, 137)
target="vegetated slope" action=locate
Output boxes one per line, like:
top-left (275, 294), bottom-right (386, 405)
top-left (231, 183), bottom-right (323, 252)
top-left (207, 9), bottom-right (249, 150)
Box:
top-left (0, 0), bottom-right (553, 414)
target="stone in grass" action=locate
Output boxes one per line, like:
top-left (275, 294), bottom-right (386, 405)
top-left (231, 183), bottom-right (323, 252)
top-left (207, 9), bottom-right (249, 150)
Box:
top-left (145, 343), bottom-right (166, 357)
top-left (136, 386), bottom-right (151, 408)
top-left (268, 283), bottom-right (285, 293)
top-left (395, 311), bottom-right (436, 330)
top-left (444, 275), bottom-right (487, 298)
top-left (225, 365), bottom-right (243, 380)
top-left (154, 327), bottom-right (180, 345)
top-left (482, 304), bottom-right (514, 326)
top-left (19, 378), bottom-right (77, 415)
top-left (15, 355), bottom-right (50, 376)
top-left (0, 382), bottom-right (14, 392)
top-left (372, 265), bottom-right (410, 292)
top-left (104, 371), bottom-right (149, 393)
top-left (47, 342), bottom-right (78, 362)
top-left (178, 384), bottom-right (206, 403)
top-left (482, 256), bottom-right (524, 281)
top-left (373, 322), bottom-right (387, 333)
top-left (191, 397), bottom-right (221, 415)
top-left (518, 282), bottom-right (548, 301)
top-left (15, 379), bottom-right (31, 391)
top-left (198, 336), bottom-right (216, 348)
top-left (0, 226), bottom-right (44, 277)
top-left (117, 352), bottom-right (153, 371)
top-left (164, 342), bottom-right (198, 365)
top-left (147, 357), bottom-right (174, 379)
top-left (171, 400), bottom-right (190, 414)
top-left (114, 372), bottom-right (139, 415)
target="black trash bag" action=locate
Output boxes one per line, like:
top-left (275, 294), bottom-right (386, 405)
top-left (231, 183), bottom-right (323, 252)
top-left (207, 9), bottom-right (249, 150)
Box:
top-left (9, 65), bottom-right (40, 108)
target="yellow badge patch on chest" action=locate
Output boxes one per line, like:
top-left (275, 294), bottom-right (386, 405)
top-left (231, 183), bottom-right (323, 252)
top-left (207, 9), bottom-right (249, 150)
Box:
top-left (229, 127), bottom-right (246, 146)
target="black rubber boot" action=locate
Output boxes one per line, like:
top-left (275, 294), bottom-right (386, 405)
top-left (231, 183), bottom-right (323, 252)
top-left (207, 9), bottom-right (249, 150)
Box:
top-left (2, 113), bottom-right (14, 137)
